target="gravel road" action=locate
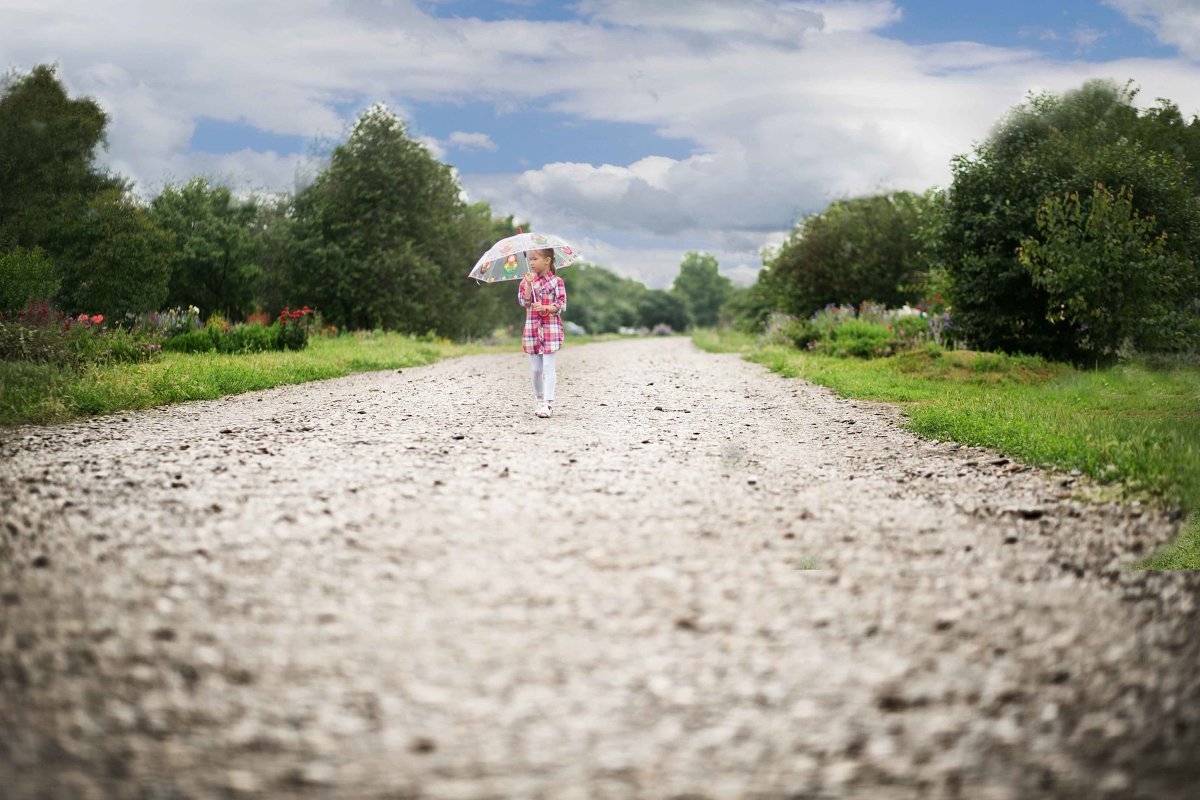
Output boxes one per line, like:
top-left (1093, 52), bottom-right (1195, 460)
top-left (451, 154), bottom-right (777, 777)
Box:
top-left (2, 337), bottom-right (1198, 800)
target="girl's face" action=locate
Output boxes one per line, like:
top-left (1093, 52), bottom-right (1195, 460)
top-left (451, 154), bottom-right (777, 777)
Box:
top-left (528, 250), bottom-right (552, 275)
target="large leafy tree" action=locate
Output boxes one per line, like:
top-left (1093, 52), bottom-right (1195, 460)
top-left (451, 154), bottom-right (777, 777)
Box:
top-left (759, 191), bottom-right (934, 319)
top-left (282, 103), bottom-right (512, 337)
top-left (671, 251), bottom-right (732, 328)
top-left (0, 64), bottom-right (172, 317)
top-left (150, 178), bottom-right (260, 319)
top-left (941, 79), bottom-right (1200, 360)
top-left (0, 65), bottom-right (121, 252)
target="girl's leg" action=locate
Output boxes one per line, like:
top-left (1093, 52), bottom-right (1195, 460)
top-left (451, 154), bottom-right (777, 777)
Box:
top-left (529, 354), bottom-right (544, 398)
top-left (542, 352), bottom-right (557, 402)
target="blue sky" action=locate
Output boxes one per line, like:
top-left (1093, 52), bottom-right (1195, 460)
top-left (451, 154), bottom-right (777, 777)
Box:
top-left (3, 0), bottom-right (1198, 287)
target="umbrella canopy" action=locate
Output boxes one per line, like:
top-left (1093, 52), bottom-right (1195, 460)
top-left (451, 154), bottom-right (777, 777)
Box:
top-left (468, 232), bottom-right (581, 283)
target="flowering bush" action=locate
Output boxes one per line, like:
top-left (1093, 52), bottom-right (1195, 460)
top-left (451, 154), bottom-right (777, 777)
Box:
top-left (277, 306), bottom-right (315, 351)
top-left (0, 299), bottom-right (162, 366)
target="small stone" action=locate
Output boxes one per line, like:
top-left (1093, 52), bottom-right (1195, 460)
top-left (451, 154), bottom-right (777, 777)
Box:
top-left (226, 770), bottom-right (261, 793)
top-left (31, 554), bottom-right (50, 568)
top-left (409, 737), bottom-right (437, 754)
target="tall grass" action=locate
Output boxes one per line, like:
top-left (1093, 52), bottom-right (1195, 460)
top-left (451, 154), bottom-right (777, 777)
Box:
top-left (695, 331), bottom-right (1200, 570)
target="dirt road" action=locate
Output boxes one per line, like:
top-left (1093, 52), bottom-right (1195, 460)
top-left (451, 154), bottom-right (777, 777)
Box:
top-left (2, 337), bottom-right (1198, 799)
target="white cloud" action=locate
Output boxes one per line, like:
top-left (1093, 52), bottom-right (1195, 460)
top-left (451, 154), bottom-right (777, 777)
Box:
top-left (415, 135), bottom-right (448, 160)
top-left (1104, 0), bottom-right (1200, 59)
top-left (448, 131), bottom-right (498, 151)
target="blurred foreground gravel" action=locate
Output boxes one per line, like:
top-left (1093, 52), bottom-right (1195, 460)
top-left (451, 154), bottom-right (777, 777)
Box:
top-left (2, 337), bottom-right (1198, 799)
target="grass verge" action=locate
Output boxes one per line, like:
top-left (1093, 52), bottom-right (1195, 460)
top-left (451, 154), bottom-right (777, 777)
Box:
top-left (693, 329), bottom-right (1200, 570)
top-left (0, 331), bottom-right (640, 427)
top-left (0, 332), bottom-right (516, 426)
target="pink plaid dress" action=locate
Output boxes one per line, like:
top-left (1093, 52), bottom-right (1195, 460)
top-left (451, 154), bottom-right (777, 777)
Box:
top-left (519, 274), bottom-right (567, 355)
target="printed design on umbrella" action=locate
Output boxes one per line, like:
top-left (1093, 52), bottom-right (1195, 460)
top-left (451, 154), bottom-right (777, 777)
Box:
top-left (467, 231), bottom-right (582, 283)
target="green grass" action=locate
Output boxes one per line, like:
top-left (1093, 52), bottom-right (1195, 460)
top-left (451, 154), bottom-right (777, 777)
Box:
top-left (694, 330), bottom-right (1200, 570)
top-left (0, 330), bottom-right (640, 427)
top-left (0, 332), bottom-right (513, 426)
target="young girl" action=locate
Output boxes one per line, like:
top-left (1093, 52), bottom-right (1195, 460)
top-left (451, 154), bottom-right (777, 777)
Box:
top-left (518, 248), bottom-right (567, 418)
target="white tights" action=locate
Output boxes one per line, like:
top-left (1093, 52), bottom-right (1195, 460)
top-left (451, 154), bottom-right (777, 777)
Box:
top-left (530, 352), bottom-right (557, 402)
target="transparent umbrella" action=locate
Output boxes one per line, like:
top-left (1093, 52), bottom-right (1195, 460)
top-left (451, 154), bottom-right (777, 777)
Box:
top-left (468, 231), bottom-right (581, 283)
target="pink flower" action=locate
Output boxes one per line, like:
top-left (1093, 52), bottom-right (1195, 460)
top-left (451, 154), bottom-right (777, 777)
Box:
top-left (91, 315), bottom-right (104, 324)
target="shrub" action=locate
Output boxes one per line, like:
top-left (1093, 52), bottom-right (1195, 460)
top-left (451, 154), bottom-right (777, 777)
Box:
top-left (813, 319), bottom-right (898, 358)
top-left (0, 300), bottom-right (161, 366)
top-left (232, 322), bottom-right (278, 352)
top-left (277, 306), bottom-right (315, 350)
top-left (162, 322), bottom-right (280, 354)
top-left (893, 315), bottom-right (930, 347)
top-left (0, 303), bottom-right (76, 365)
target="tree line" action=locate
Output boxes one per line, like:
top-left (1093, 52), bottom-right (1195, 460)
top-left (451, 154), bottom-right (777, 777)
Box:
top-left (0, 65), bottom-right (733, 338)
top-left (730, 79), bottom-right (1200, 363)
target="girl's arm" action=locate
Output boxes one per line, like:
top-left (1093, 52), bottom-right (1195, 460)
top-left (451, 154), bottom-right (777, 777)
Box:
top-left (517, 276), bottom-right (532, 307)
top-left (554, 277), bottom-right (566, 315)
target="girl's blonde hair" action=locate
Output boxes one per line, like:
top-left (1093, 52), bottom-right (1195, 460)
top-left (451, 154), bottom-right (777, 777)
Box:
top-left (533, 247), bottom-right (556, 275)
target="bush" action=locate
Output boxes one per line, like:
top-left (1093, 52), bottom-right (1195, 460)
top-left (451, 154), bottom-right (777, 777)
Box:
top-left (233, 322), bottom-right (279, 352)
top-left (0, 304), bottom-right (76, 365)
top-left (0, 300), bottom-right (161, 366)
top-left (814, 319), bottom-right (898, 358)
top-left (276, 306), bottom-right (315, 350)
top-left (0, 247), bottom-right (60, 313)
top-left (162, 322), bottom-right (281, 354)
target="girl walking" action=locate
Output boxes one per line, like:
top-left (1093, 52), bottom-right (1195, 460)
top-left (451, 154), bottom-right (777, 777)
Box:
top-left (519, 248), bottom-right (567, 418)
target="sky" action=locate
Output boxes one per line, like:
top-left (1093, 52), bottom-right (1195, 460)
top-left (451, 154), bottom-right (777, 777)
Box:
top-left (3, 0), bottom-right (1199, 288)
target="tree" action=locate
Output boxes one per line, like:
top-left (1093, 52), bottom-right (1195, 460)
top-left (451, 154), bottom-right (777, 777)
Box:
top-left (758, 191), bottom-right (934, 320)
top-left (671, 251), bottom-right (731, 328)
top-left (637, 289), bottom-right (688, 331)
top-left (0, 65), bottom-right (122, 253)
top-left (941, 79), bottom-right (1200, 359)
top-left (1018, 184), bottom-right (1196, 359)
top-left (565, 263), bottom-right (645, 333)
top-left (150, 178), bottom-right (260, 319)
top-left (282, 103), bottom-right (514, 337)
top-left (59, 189), bottom-right (173, 317)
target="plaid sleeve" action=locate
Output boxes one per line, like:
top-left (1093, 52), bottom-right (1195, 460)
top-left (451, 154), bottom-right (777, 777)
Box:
top-left (555, 277), bottom-right (567, 313)
top-left (517, 279), bottom-right (531, 308)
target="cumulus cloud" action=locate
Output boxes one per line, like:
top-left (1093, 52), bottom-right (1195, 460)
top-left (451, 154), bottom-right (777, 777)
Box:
top-left (448, 131), bottom-right (498, 151)
top-left (1104, 0), bottom-right (1200, 59)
